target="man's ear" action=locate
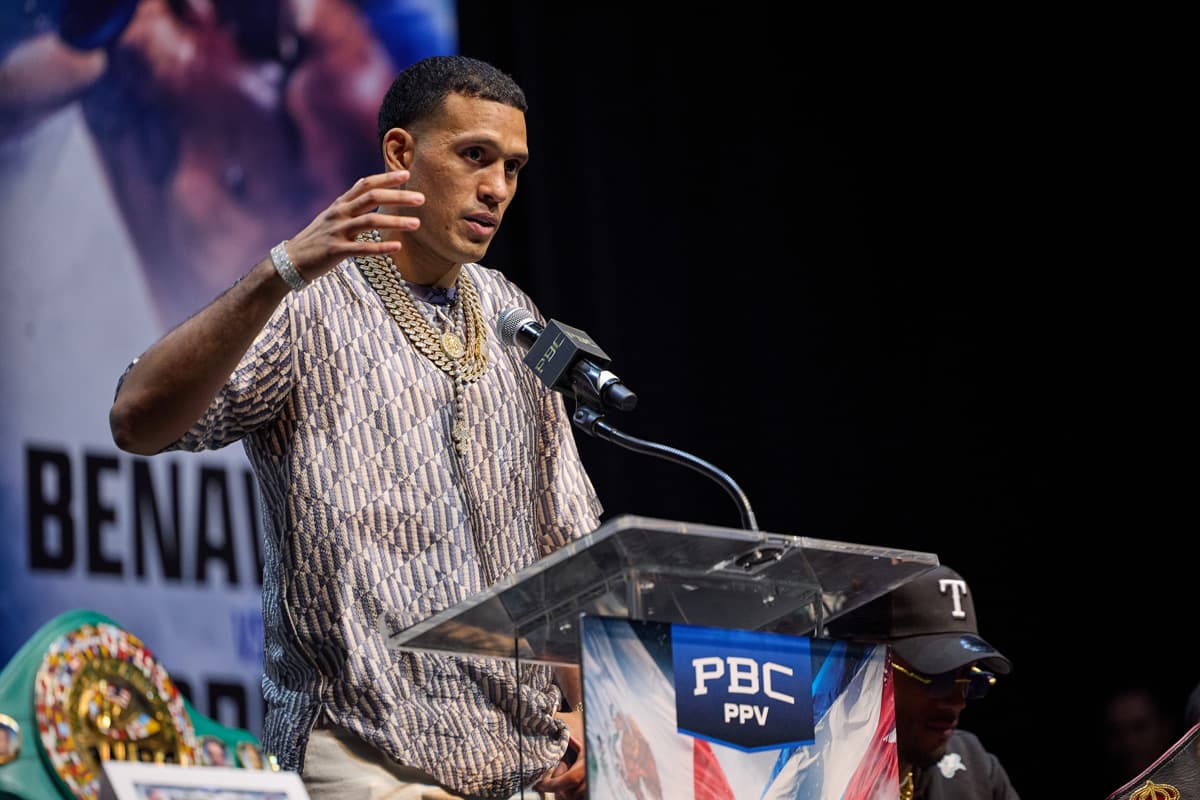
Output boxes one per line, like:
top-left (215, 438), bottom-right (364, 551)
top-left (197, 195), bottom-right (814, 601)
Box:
top-left (382, 128), bottom-right (414, 171)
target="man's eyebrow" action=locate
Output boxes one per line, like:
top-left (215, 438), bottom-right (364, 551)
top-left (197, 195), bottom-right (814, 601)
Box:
top-left (454, 132), bottom-right (528, 158)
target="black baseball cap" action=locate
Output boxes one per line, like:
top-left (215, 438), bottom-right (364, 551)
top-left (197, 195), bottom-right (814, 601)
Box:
top-left (826, 565), bottom-right (1012, 676)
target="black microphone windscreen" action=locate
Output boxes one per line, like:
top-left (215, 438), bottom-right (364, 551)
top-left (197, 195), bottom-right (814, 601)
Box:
top-left (497, 307), bottom-right (536, 347)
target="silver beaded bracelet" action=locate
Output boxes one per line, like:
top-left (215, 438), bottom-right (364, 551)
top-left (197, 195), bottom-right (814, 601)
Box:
top-left (270, 241), bottom-right (308, 291)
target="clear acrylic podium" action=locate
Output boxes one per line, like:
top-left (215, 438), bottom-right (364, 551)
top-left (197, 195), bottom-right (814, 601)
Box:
top-left (387, 514), bottom-right (937, 797)
top-left (389, 514), bottom-right (938, 665)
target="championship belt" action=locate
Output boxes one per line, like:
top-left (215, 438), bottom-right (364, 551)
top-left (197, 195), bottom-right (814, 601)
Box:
top-left (0, 609), bottom-right (268, 799)
top-left (1106, 719), bottom-right (1200, 800)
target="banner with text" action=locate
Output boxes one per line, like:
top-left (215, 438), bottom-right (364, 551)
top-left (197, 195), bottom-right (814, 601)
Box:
top-left (0, 0), bottom-right (457, 737)
top-left (580, 616), bottom-right (897, 800)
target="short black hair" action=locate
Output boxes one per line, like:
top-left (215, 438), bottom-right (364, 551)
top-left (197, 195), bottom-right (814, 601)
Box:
top-left (377, 55), bottom-right (527, 144)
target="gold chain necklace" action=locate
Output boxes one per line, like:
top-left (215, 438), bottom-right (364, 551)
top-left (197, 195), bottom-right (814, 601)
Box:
top-left (354, 230), bottom-right (488, 455)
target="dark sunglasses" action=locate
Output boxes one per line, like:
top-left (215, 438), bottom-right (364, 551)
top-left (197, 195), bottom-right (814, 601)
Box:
top-left (892, 661), bottom-right (997, 699)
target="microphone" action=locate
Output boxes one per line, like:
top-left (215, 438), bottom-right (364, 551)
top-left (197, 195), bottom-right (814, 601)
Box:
top-left (497, 307), bottom-right (637, 411)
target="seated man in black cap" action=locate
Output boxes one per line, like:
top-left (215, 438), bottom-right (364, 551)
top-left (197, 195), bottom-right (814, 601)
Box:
top-left (827, 564), bottom-right (1019, 800)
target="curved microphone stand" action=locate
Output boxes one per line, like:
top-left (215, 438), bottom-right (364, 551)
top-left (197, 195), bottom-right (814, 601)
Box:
top-left (571, 403), bottom-right (759, 532)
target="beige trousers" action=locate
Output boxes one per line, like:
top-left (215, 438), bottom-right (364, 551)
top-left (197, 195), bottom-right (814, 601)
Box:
top-left (302, 725), bottom-right (547, 800)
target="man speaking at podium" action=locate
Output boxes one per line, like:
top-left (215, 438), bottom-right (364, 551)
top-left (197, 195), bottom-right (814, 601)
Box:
top-left (110, 55), bottom-right (599, 800)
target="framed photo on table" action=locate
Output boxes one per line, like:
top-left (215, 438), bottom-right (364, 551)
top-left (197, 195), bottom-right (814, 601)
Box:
top-left (99, 761), bottom-right (310, 800)
top-left (236, 740), bottom-right (267, 770)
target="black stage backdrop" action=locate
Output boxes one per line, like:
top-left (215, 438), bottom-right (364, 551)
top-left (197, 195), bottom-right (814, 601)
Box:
top-left (457, 7), bottom-right (1189, 797)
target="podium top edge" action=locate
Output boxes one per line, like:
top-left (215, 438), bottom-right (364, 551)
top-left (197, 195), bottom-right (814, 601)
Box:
top-left (598, 513), bottom-right (939, 563)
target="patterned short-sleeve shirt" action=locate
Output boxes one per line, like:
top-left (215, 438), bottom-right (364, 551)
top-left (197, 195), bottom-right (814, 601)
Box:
top-left (159, 259), bottom-right (602, 797)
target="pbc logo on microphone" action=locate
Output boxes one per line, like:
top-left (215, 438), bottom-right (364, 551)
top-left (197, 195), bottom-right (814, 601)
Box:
top-left (524, 319), bottom-right (611, 388)
top-left (671, 625), bottom-right (815, 751)
top-left (533, 333), bottom-right (568, 375)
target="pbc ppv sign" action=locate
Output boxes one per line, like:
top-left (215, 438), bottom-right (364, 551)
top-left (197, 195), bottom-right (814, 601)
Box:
top-left (671, 625), bottom-right (815, 751)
